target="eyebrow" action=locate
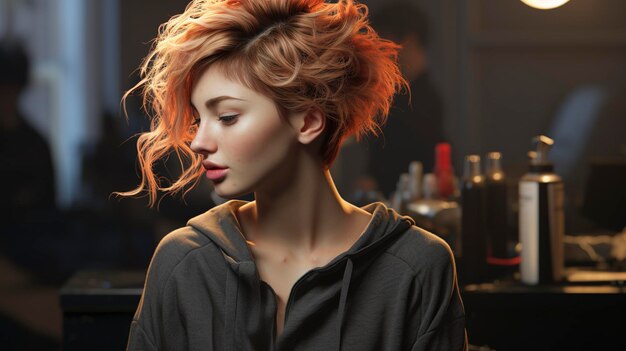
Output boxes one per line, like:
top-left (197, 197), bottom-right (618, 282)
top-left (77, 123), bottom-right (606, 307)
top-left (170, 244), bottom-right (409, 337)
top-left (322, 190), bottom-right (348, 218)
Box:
top-left (191, 95), bottom-right (245, 110)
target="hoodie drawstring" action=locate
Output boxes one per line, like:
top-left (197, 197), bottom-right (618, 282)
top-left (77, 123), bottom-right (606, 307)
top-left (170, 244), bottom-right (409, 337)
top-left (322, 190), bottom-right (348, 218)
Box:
top-left (224, 259), bottom-right (239, 351)
top-left (336, 258), bottom-right (354, 351)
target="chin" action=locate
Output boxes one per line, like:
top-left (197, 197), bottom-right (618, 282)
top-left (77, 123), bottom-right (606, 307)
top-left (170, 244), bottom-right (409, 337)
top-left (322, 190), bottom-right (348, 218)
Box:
top-left (213, 183), bottom-right (254, 200)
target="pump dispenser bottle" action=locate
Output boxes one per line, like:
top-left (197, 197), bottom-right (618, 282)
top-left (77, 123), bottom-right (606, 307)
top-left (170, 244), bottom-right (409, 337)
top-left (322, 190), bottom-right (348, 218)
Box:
top-left (519, 135), bottom-right (565, 285)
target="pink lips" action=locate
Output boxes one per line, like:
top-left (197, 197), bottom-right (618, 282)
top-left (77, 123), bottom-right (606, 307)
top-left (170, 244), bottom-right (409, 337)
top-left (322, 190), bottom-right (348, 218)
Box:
top-left (202, 161), bottom-right (229, 181)
top-left (205, 168), bottom-right (228, 181)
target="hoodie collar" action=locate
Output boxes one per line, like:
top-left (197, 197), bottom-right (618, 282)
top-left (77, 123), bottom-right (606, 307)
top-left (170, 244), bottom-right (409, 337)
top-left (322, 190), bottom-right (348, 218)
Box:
top-left (186, 200), bottom-right (415, 264)
top-left (187, 200), bottom-right (254, 263)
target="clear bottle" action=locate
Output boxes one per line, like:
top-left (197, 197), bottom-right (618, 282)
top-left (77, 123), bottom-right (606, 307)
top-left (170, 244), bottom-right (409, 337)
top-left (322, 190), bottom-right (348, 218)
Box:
top-left (405, 172), bottom-right (461, 256)
top-left (407, 161), bottom-right (423, 202)
top-left (390, 173), bottom-right (410, 214)
top-left (422, 173), bottom-right (437, 199)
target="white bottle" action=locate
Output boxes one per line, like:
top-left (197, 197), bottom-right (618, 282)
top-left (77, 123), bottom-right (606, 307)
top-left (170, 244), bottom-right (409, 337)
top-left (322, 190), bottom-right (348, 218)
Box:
top-left (519, 135), bottom-right (565, 285)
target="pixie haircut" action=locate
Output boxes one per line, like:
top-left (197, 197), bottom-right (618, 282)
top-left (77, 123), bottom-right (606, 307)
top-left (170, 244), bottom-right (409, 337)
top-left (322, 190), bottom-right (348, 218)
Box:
top-left (122, 0), bottom-right (406, 205)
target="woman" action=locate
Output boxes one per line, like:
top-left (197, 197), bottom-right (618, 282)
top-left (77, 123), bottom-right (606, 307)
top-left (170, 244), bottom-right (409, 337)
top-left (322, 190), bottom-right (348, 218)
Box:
top-left (123, 0), bottom-right (467, 350)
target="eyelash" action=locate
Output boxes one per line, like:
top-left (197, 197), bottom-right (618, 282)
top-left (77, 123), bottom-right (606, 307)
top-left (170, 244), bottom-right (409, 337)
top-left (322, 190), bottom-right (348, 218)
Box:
top-left (192, 116), bottom-right (201, 126)
top-left (218, 114), bottom-right (239, 124)
top-left (191, 114), bottom-right (239, 127)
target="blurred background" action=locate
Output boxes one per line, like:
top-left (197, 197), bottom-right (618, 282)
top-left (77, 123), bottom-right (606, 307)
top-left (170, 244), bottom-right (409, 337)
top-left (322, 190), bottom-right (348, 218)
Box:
top-left (0, 0), bottom-right (625, 350)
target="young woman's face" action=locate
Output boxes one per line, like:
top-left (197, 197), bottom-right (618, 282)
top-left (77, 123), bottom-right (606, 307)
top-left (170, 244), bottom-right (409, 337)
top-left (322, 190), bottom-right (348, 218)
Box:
top-left (190, 64), bottom-right (300, 198)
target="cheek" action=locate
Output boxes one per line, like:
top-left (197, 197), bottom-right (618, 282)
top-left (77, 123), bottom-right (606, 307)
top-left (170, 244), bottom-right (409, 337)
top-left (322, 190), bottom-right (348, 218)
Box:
top-left (226, 120), bottom-right (293, 165)
top-left (227, 137), bottom-right (262, 163)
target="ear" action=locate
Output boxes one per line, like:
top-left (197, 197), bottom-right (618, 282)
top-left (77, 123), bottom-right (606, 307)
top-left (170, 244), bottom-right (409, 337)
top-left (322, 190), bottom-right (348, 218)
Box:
top-left (294, 108), bottom-right (325, 145)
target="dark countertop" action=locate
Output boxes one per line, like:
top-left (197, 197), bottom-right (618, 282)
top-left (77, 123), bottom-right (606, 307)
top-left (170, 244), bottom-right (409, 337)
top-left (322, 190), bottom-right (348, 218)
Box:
top-left (461, 272), bottom-right (626, 351)
top-left (59, 268), bottom-right (626, 351)
top-left (59, 269), bottom-right (145, 312)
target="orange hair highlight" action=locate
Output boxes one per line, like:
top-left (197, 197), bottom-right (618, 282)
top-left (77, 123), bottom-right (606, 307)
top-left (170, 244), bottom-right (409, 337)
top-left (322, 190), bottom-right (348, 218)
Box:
top-left (119, 0), bottom-right (407, 206)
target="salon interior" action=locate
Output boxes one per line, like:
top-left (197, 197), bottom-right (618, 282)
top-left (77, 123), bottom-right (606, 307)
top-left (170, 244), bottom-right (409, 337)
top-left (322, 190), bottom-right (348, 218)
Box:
top-left (1, 0), bottom-right (625, 350)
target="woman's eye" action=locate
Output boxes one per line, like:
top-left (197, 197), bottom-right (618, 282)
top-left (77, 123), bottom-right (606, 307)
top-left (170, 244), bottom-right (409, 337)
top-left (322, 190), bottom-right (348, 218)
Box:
top-left (218, 114), bottom-right (239, 125)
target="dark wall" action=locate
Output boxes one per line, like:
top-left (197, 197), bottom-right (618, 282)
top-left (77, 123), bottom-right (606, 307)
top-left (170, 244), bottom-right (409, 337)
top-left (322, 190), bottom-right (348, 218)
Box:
top-left (419, 0), bottom-right (626, 233)
top-left (118, 0), bottom-right (626, 233)
top-left (120, 0), bottom-right (189, 93)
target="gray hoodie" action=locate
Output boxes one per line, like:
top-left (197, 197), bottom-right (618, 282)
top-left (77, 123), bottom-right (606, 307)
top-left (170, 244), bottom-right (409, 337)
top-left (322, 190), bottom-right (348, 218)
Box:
top-left (126, 200), bottom-right (467, 351)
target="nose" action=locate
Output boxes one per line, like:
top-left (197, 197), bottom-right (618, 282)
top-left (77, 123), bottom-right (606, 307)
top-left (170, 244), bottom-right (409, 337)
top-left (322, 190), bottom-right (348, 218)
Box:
top-left (190, 122), bottom-right (217, 155)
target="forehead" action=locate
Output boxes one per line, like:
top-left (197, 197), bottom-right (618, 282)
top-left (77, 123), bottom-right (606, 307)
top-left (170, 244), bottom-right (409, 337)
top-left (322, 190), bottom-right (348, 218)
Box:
top-left (191, 64), bottom-right (248, 103)
top-left (190, 63), bottom-right (284, 116)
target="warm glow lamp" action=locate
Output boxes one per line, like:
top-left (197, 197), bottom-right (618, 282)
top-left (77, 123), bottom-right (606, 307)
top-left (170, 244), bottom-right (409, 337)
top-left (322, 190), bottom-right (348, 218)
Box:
top-left (521, 0), bottom-right (570, 10)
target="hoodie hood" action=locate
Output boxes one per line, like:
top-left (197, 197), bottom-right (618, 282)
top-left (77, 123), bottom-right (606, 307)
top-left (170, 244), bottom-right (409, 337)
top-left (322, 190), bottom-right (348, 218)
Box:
top-left (187, 200), bottom-right (254, 263)
top-left (186, 200), bottom-right (414, 351)
top-left (187, 200), bottom-right (414, 265)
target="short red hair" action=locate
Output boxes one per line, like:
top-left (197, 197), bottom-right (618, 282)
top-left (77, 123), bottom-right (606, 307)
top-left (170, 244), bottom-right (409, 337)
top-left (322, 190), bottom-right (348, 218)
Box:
top-left (121, 0), bottom-right (406, 206)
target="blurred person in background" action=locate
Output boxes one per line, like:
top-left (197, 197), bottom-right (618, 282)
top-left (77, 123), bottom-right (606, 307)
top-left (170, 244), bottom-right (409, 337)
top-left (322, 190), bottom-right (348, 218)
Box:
top-left (0, 39), bottom-right (56, 238)
top-left (348, 1), bottom-right (445, 201)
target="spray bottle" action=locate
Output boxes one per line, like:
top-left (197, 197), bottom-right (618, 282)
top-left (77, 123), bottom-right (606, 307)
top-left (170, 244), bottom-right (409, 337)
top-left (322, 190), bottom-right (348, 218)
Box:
top-left (519, 135), bottom-right (565, 285)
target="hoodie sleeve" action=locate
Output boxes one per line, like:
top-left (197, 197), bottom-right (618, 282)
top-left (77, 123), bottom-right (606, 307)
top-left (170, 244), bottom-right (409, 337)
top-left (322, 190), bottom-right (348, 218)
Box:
top-left (127, 320), bottom-right (158, 351)
top-left (126, 230), bottom-right (190, 351)
top-left (409, 237), bottom-right (468, 351)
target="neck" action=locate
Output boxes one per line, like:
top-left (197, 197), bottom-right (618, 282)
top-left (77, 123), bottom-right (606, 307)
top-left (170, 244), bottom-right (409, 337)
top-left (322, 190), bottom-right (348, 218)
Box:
top-left (238, 153), bottom-right (362, 254)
